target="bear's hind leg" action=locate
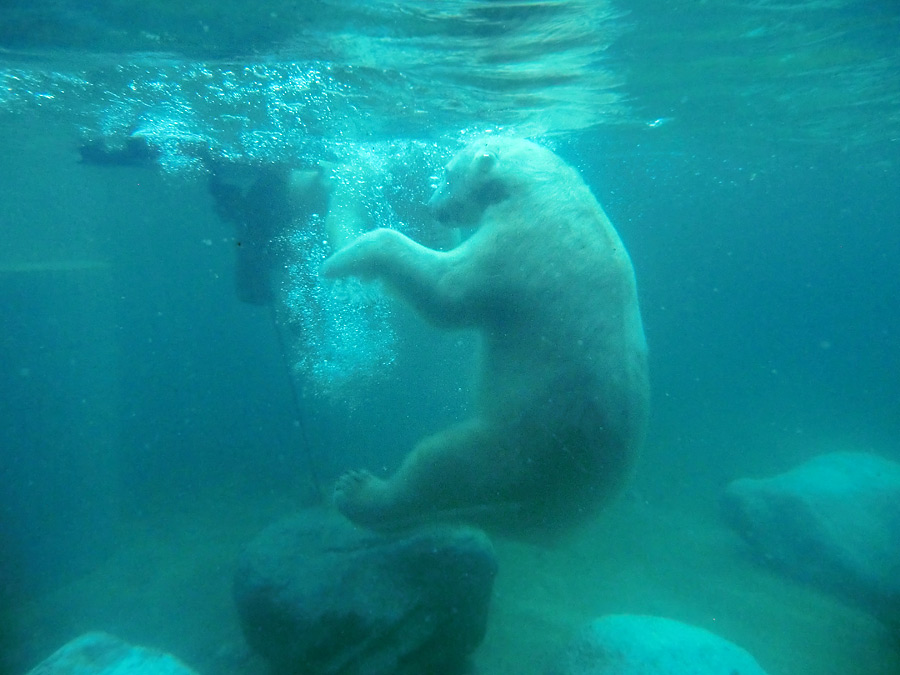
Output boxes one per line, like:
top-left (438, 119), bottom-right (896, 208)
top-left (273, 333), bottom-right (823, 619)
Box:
top-left (333, 418), bottom-right (520, 528)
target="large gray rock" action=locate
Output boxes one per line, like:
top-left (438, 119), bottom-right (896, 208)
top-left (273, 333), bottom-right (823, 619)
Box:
top-left (233, 508), bottom-right (497, 675)
top-left (722, 451), bottom-right (900, 622)
top-left (26, 632), bottom-right (198, 675)
top-left (547, 614), bottom-right (768, 675)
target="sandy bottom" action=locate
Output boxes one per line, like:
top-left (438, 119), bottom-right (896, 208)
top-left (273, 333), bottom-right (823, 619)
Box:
top-left (8, 478), bottom-right (899, 675)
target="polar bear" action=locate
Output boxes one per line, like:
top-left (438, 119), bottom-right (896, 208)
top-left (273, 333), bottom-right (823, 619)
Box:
top-left (322, 137), bottom-right (649, 531)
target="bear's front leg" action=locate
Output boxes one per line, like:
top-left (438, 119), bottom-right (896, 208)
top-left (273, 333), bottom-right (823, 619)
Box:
top-left (322, 227), bottom-right (474, 328)
top-left (321, 227), bottom-right (401, 281)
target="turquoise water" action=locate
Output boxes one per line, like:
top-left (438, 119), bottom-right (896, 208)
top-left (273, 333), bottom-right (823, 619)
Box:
top-left (1, 1), bottom-right (899, 673)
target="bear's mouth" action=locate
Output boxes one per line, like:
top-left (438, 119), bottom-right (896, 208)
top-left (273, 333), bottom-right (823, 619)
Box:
top-left (474, 178), bottom-right (509, 208)
top-left (429, 198), bottom-right (464, 226)
top-left (428, 179), bottom-right (509, 227)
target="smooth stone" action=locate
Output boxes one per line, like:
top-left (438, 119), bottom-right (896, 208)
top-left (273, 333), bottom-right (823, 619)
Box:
top-left (25, 632), bottom-right (198, 675)
top-left (722, 451), bottom-right (900, 623)
top-left (547, 614), bottom-right (769, 675)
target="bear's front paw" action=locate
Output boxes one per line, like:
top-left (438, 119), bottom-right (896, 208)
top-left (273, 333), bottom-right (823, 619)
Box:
top-left (321, 229), bottom-right (394, 280)
top-left (320, 247), bottom-right (361, 279)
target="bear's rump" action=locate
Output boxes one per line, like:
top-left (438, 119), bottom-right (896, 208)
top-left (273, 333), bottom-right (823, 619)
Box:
top-left (503, 374), bottom-right (636, 475)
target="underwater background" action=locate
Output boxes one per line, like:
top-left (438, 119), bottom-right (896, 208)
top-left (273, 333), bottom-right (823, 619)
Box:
top-left (1, 1), bottom-right (898, 673)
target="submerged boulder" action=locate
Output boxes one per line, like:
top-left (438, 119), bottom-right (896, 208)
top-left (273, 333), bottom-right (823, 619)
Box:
top-left (233, 508), bottom-right (497, 675)
top-left (25, 632), bottom-right (198, 675)
top-left (722, 451), bottom-right (900, 622)
top-left (547, 614), bottom-right (768, 675)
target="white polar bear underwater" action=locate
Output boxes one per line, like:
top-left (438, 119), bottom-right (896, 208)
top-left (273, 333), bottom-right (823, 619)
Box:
top-left (322, 136), bottom-right (649, 532)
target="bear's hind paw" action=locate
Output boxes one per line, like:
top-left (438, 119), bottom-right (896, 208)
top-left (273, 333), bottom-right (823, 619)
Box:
top-left (333, 469), bottom-right (390, 525)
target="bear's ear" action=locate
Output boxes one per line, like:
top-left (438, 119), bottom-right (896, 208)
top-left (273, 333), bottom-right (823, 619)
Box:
top-left (474, 151), bottom-right (497, 174)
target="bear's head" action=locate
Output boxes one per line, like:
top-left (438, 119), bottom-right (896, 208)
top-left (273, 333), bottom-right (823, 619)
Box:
top-left (428, 139), bottom-right (513, 227)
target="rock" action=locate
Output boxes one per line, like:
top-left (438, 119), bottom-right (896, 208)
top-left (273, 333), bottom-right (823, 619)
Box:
top-left (547, 614), bottom-right (769, 675)
top-left (722, 451), bottom-right (900, 622)
top-left (233, 508), bottom-right (497, 675)
top-left (26, 632), bottom-right (198, 675)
